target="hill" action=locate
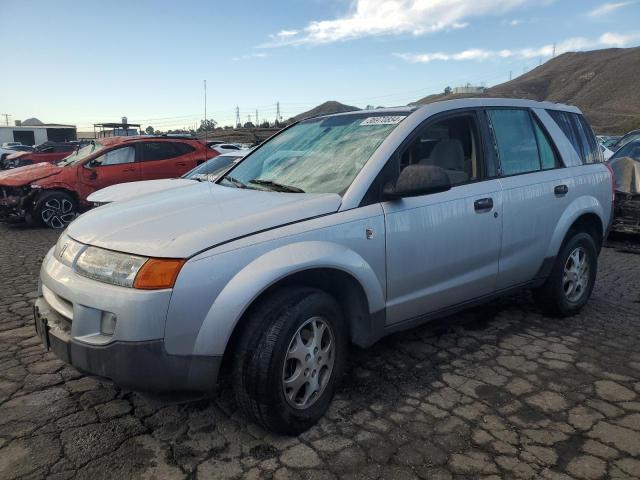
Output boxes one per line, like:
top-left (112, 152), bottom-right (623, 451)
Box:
top-left (413, 47), bottom-right (640, 134)
top-left (289, 101), bottom-right (360, 122)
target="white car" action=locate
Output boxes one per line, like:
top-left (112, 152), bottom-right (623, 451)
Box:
top-left (87, 151), bottom-right (246, 205)
top-left (600, 144), bottom-right (614, 160)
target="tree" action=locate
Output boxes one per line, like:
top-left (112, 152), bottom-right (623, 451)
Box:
top-left (444, 86), bottom-right (452, 95)
top-left (260, 120), bottom-right (271, 128)
top-left (145, 126), bottom-right (155, 135)
top-left (243, 121), bottom-right (255, 129)
top-left (197, 119), bottom-right (217, 132)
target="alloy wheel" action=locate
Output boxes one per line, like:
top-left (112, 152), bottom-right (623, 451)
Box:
top-left (282, 316), bottom-right (335, 409)
top-left (41, 198), bottom-right (75, 229)
top-left (562, 246), bottom-right (590, 302)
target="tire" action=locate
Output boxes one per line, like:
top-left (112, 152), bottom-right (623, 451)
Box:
top-left (32, 191), bottom-right (78, 229)
top-left (532, 231), bottom-right (598, 317)
top-left (233, 287), bottom-right (347, 434)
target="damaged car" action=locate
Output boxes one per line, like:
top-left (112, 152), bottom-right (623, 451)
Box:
top-left (608, 139), bottom-right (640, 235)
top-left (0, 136), bottom-right (216, 228)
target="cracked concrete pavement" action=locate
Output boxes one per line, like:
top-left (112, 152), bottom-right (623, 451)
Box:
top-left (1, 224), bottom-right (640, 479)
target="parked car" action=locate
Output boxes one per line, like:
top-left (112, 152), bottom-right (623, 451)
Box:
top-left (0, 144), bottom-right (34, 162)
top-left (2, 142), bottom-right (78, 169)
top-left (608, 139), bottom-right (640, 234)
top-left (87, 151), bottom-right (246, 205)
top-left (211, 143), bottom-right (243, 154)
top-left (600, 143), bottom-right (615, 160)
top-left (601, 136), bottom-right (620, 150)
top-left (34, 99), bottom-right (612, 434)
top-left (0, 136), bottom-right (216, 228)
top-left (611, 129), bottom-right (640, 151)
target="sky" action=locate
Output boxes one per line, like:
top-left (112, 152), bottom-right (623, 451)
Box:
top-left (1, 0), bottom-right (639, 131)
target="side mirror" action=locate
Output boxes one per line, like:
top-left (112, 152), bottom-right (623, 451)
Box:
top-left (383, 164), bottom-right (451, 199)
top-left (83, 163), bottom-right (98, 180)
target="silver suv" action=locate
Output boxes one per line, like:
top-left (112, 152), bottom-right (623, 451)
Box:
top-left (35, 99), bottom-right (613, 434)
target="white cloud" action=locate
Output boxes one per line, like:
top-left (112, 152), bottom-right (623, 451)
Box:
top-left (588, 1), bottom-right (635, 17)
top-left (395, 31), bottom-right (640, 63)
top-left (232, 52), bottom-right (269, 61)
top-left (260, 0), bottom-right (535, 47)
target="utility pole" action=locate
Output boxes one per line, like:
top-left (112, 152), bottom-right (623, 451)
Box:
top-left (552, 43), bottom-right (557, 58)
top-left (203, 80), bottom-right (207, 142)
top-left (235, 106), bottom-right (241, 128)
top-left (276, 101), bottom-right (281, 124)
top-left (256, 109), bottom-right (259, 127)
top-left (1, 114), bottom-right (10, 126)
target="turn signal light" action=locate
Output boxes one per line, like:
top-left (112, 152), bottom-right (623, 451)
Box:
top-left (133, 258), bottom-right (185, 290)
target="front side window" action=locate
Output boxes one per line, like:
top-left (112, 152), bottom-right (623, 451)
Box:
top-left (488, 109), bottom-right (540, 176)
top-left (399, 113), bottom-right (482, 186)
top-left (90, 146), bottom-right (136, 166)
top-left (220, 113), bottom-right (407, 194)
top-left (142, 142), bottom-right (181, 161)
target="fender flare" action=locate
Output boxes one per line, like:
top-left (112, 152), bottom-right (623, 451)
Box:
top-left (545, 195), bottom-right (605, 259)
top-left (192, 240), bottom-right (385, 356)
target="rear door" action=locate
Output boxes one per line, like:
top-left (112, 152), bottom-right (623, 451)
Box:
top-left (488, 108), bottom-right (571, 290)
top-left (383, 109), bottom-right (503, 324)
top-left (139, 141), bottom-right (198, 180)
top-left (78, 145), bottom-right (141, 199)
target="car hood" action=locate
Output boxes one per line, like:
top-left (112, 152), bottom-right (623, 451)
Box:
top-left (87, 178), bottom-right (196, 203)
top-left (0, 162), bottom-right (62, 186)
top-left (67, 182), bottom-right (342, 258)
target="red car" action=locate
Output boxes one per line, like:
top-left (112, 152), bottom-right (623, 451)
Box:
top-left (0, 136), bottom-right (216, 229)
top-left (2, 142), bottom-right (79, 169)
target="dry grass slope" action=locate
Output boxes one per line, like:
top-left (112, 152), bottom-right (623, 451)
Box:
top-left (413, 47), bottom-right (640, 134)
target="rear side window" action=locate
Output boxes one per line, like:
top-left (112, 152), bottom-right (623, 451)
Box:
top-left (533, 121), bottom-right (561, 169)
top-left (547, 110), bottom-right (600, 164)
top-left (173, 142), bottom-right (196, 155)
top-left (487, 109), bottom-right (540, 176)
top-left (142, 142), bottom-right (181, 161)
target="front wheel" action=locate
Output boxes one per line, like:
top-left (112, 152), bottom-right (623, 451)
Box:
top-left (233, 287), bottom-right (347, 434)
top-left (32, 191), bottom-right (78, 229)
top-left (532, 231), bottom-right (598, 317)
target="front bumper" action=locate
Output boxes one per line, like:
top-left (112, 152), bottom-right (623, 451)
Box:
top-left (35, 247), bottom-right (222, 392)
top-left (34, 297), bottom-right (221, 392)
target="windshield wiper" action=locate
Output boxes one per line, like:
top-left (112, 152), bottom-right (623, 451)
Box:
top-left (221, 175), bottom-right (248, 189)
top-left (249, 179), bottom-right (305, 193)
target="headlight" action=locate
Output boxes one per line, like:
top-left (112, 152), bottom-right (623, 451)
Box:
top-left (75, 246), bottom-right (184, 289)
top-left (54, 233), bottom-right (84, 265)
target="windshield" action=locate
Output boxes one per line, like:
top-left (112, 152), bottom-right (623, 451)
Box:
top-left (183, 154), bottom-right (243, 180)
top-left (219, 113), bottom-right (407, 194)
top-left (56, 142), bottom-right (105, 166)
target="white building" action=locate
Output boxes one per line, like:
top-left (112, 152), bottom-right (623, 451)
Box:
top-left (0, 118), bottom-right (77, 146)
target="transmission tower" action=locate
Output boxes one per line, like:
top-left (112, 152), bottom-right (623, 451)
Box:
top-left (276, 101), bottom-right (281, 123)
top-left (256, 109), bottom-right (259, 126)
top-left (235, 106), bottom-right (241, 128)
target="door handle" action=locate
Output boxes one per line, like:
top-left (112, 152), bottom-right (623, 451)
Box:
top-left (554, 184), bottom-right (569, 195)
top-left (474, 197), bottom-right (494, 211)
top-left (176, 162), bottom-right (186, 166)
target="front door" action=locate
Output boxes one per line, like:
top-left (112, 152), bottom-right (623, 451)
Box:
top-left (78, 145), bottom-right (141, 200)
top-left (383, 111), bottom-right (503, 325)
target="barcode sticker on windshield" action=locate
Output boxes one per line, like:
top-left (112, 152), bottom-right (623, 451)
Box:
top-left (360, 116), bottom-right (405, 126)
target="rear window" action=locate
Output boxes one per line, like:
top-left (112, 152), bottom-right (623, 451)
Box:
top-left (547, 110), bottom-right (600, 164)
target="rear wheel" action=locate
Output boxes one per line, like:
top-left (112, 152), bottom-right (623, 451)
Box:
top-left (532, 231), bottom-right (598, 316)
top-left (233, 287), bottom-right (347, 434)
top-left (32, 191), bottom-right (77, 229)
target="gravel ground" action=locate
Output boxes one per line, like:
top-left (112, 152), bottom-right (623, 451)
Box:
top-left (1, 224), bottom-right (640, 480)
